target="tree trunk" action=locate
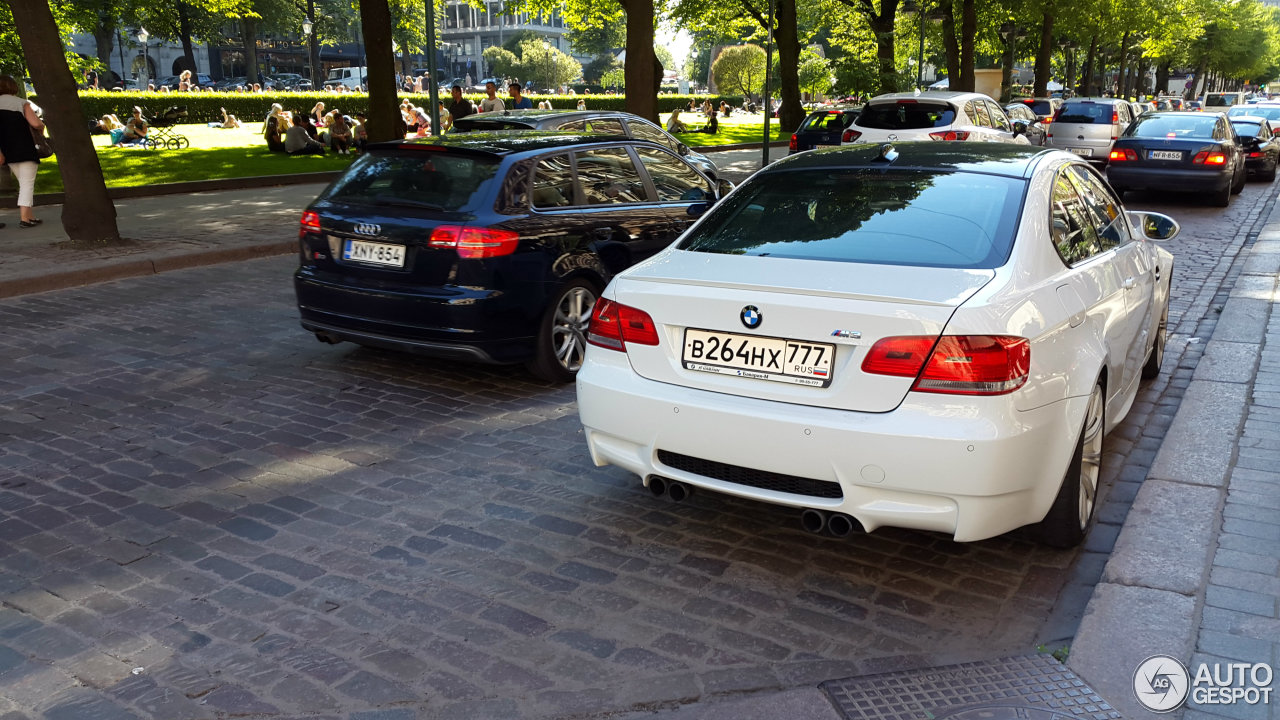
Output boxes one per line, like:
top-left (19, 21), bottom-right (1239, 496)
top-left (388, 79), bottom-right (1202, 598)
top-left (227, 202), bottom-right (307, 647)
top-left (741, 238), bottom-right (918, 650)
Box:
top-left (941, 0), bottom-right (959, 90)
top-left (1064, 50), bottom-right (1075, 94)
top-left (9, 0), bottom-right (121, 244)
top-left (1000, 38), bottom-right (1014, 102)
top-left (361, 0), bottom-right (405, 141)
top-left (177, 4), bottom-right (197, 75)
top-left (1191, 54), bottom-right (1208, 98)
top-left (870, 9), bottom-right (899, 94)
top-left (956, 0), bottom-right (975, 91)
top-left (243, 17), bottom-right (258, 87)
top-left (1155, 61), bottom-right (1169, 96)
top-left (92, 16), bottom-right (115, 74)
top-left (619, 0), bottom-right (657, 121)
top-left (1080, 34), bottom-right (1097, 96)
top-left (775, 0), bottom-right (804, 139)
top-left (1032, 8), bottom-right (1053, 97)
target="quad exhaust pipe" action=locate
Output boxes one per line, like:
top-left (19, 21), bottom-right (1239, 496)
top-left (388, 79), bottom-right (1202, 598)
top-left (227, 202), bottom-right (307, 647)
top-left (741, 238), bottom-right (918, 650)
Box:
top-left (801, 508), bottom-right (863, 538)
top-left (646, 476), bottom-right (692, 502)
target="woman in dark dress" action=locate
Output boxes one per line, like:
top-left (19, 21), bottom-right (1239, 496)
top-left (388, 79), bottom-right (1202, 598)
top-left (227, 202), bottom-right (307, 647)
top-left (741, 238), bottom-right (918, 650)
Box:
top-left (0, 74), bottom-right (45, 228)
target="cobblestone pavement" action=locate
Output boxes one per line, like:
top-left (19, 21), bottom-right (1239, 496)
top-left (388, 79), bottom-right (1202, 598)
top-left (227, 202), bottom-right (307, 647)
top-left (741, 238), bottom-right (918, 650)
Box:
top-left (0, 178), bottom-right (1270, 719)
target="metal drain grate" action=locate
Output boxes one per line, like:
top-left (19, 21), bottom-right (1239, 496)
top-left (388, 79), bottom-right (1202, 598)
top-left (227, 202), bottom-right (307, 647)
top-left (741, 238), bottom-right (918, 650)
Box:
top-left (821, 655), bottom-right (1121, 720)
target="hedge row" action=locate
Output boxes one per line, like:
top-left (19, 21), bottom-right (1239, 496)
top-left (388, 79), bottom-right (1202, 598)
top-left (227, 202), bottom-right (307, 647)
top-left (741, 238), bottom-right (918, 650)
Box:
top-left (67, 91), bottom-right (745, 124)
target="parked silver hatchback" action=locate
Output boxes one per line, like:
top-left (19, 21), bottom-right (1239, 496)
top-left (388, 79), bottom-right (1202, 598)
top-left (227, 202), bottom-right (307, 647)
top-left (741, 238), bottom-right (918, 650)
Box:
top-left (1045, 98), bottom-right (1134, 163)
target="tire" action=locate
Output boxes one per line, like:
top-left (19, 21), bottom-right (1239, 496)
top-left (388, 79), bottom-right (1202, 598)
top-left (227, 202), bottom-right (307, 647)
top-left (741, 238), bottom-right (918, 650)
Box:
top-left (1264, 157), bottom-right (1277, 182)
top-left (165, 137), bottom-right (182, 150)
top-left (1038, 380), bottom-right (1104, 548)
top-left (526, 279), bottom-right (599, 383)
top-left (1141, 297), bottom-right (1168, 380)
top-left (175, 136), bottom-right (190, 149)
top-left (1231, 164), bottom-right (1245, 194)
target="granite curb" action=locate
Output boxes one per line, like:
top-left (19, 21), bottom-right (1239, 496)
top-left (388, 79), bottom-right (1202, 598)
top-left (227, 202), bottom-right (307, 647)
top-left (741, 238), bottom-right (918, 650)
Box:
top-left (0, 240), bottom-right (297, 299)
top-left (1068, 191), bottom-right (1280, 719)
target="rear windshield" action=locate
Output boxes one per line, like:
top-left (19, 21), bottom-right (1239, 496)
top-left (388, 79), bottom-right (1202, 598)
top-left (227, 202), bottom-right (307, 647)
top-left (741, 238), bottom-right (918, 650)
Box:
top-left (322, 151), bottom-right (500, 211)
top-left (1231, 121), bottom-right (1261, 135)
top-left (1126, 114), bottom-right (1219, 138)
top-left (856, 102), bottom-right (956, 130)
top-left (1206, 94), bottom-right (1242, 106)
top-left (1021, 99), bottom-right (1054, 115)
top-left (677, 169), bottom-right (1024, 269)
top-left (1229, 106), bottom-right (1280, 121)
top-left (1056, 102), bottom-right (1114, 124)
top-left (800, 111), bottom-right (854, 132)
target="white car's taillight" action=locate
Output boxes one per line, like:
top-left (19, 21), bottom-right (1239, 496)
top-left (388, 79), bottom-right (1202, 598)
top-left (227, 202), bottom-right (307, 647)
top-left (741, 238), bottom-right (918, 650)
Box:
top-left (861, 335), bottom-right (1030, 395)
top-left (586, 298), bottom-right (660, 352)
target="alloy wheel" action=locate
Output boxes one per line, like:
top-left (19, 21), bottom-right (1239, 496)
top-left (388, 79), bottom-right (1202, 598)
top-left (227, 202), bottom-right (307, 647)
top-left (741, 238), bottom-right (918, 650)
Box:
top-left (551, 286), bottom-right (596, 372)
top-left (1078, 385), bottom-right (1104, 530)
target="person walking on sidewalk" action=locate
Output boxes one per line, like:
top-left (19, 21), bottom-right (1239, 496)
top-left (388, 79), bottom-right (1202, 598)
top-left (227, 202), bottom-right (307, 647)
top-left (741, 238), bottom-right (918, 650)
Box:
top-left (0, 74), bottom-right (44, 228)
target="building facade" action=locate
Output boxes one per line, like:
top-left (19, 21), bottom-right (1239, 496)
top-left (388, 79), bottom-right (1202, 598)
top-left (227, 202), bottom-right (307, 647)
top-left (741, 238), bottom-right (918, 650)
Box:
top-left (439, 0), bottom-right (589, 82)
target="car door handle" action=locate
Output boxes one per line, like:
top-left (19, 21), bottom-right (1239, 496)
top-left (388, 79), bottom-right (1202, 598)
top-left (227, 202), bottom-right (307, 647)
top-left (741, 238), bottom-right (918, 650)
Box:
top-left (1122, 276), bottom-right (1137, 290)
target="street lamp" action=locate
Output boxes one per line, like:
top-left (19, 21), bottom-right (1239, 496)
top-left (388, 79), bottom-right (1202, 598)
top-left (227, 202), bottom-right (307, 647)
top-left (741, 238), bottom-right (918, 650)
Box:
top-left (302, 14), bottom-right (319, 88)
top-left (136, 27), bottom-right (150, 89)
top-left (902, 2), bottom-right (945, 89)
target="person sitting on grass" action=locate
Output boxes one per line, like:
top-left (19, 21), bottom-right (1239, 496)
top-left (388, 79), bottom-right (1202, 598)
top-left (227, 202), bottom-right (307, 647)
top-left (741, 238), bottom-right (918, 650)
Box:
top-left (353, 112), bottom-right (368, 152)
top-left (264, 104), bottom-right (286, 152)
top-left (401, 100), bottom-right (417, 134)
top-left (116, 107), bottom-right (148, 146)
top-left (691, 109), bottom-right (718, 134)
top-left (437, 101), bottom-right (452, 133)
top-left (412, 106), bottom-right (432, 137)
top-left (310, 101), bottom-right (326, 127)
top-left (666, 108), bottom-right (688, 133)
top-left (283, 113), bottom-right (325, 155)
top-left (330, 112), bottom-right (353, 155)
top-left (208, 107), bottom-right (242, 128)
top-left (91, 113), bottom-right (123, 135)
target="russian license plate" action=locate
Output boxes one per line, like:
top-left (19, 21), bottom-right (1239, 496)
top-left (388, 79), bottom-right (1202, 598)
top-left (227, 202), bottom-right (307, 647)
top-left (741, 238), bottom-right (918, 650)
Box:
top-left (682, 328), bottom-right (834, 387)
top-left (343, 239), bottom-right (405, 268)
top-left (1149, 150), bottom-right (1183, 160)
top-left (1070, 147), bottom-right (1093, 157)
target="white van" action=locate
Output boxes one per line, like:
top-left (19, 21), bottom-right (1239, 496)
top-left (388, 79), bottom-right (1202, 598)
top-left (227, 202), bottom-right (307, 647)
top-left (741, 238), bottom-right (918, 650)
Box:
top-left (1205, 91), bottom-right (1248, 108)
top-left (325, 66), bottom-right (367, 90)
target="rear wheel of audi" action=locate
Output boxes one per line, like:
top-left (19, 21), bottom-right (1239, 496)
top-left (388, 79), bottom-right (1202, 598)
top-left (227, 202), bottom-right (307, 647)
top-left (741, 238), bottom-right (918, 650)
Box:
top-left (527, 279), bottom-right (599, 383)
top-left (1038, 380), bottom-right (1104, 548)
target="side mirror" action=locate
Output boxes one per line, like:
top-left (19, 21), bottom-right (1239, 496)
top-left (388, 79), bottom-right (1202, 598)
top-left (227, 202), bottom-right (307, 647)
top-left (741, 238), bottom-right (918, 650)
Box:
top-left (1012, 120), bottom-right (1028, 137)
top-left (1127, 211), bottom-right (1179, 242)
top-left (677, 142), bottom-right (690, 155)
top-left (714, 178), bottom-right (734, 199)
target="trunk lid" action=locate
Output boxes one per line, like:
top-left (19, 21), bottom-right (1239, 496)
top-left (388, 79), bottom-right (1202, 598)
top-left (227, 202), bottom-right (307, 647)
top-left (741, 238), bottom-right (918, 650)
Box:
top-left (613, 251), bottom-right (995, 412)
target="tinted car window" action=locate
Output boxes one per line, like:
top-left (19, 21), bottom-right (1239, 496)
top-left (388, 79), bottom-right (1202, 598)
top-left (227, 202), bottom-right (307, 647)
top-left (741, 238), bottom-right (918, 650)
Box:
top-left (1126, 114), bottom-right (1219, 138)
top-left (971, 101), bottom-right (992, 128)
top-left (1066, 165), bottom-right (1129, 250)
top-left (1056, 103), bottom-right (1114, 124)
top-left (1021, 100), bottom-right (1055, 116)
top-left (1231, 120), bottom-right (1263, 139)
top-left (531, 153), bottom-right (576, 208)
top-left (574, 147), bottom-right (649, 205)
top-left (677, 169), bottom-right (1024, 269)
top-left (1229, 106), bottom-right (1280, 121)
top-left (1050, 172), bottom-right (1102, 265)
top-left (857, 102), bottom-right (957, 129)
top-left (986, 101), bottom-right (1012, 131)
top-left (552, 120), bottom-right (586, 132)
top-left (322, 152), bottom-right (499, 211)
top-left (584, 118), bottom-right (625, 135)
top-left (800, 111), bottom-right (853, 131)
top-left (626, 118), bottom-right (679, 151)
top-left (635, 147), bottom-right (707, 202)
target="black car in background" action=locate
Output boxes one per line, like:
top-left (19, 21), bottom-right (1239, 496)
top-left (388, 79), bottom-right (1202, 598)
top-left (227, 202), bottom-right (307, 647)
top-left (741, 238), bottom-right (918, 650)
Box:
top-left (789, 108), bottom-right (860, 153)
top-left (448, 110), bottom-right (720, 180)
top-left (294, 133), bottom-right (730, 382)
top-left (1106, 111), bottom-right (1245, 206)
top-left (1229, 116), bottom-right (1280, 180)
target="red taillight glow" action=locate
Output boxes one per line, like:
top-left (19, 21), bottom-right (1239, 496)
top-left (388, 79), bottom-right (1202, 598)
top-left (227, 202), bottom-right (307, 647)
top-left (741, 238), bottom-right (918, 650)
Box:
top-left (842, 129), bottom-right (862, 143)
top-left (1193, 151), bottom-right (1227, 165)
top-left (1112, 111), bottom-right (1119, 123)
top-left (862, 335), bottom-right (1030, 396)
top-left (929, 130), bottom-right (971, 141)
top-left (300, 210), bottom-right (321, 234)
top-left (1110, 148), bottom-right (1138, 161)
top-left (585, 298), bottom-right (659, 351)
top-left (789, 133), bottom-right (798, 152)
top-left (1250, 151), bottom-right (1263, 158)
top-left (428, 225), bottom-right (520, 259)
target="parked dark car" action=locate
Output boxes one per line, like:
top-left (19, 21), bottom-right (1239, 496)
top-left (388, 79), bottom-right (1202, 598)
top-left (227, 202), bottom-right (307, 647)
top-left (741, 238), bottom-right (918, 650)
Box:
top-left (1107, 111), bottom-right (1245, 206)
top-left (1229, 116), bottom-right (1280, 180)
top-left (449, 109), bottom-right (720, 179)
top-left (1012, 96), bottom-right (1063, 122)
top-left (294, 133), bottom-right (731, 382)
top-left (790, 108), bottom-right (860, 153)
top-left (1004, 103), bottom-right (1048, 146)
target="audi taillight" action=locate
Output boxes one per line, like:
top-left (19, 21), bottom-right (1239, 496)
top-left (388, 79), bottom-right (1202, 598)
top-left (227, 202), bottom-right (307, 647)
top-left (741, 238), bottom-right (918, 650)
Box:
top-left (428, 225), bottom-right (520, 259)
top-left (842, 129), bottom-right (862, 143)
top-left (300, 210), bottom-right (321, 234)
top-left (586, 298), bottom-right (659, 351)
top-left (1193, 151), bottom-right (1227, 165)
top-left (789, 133), bottom-right (798, 152)
top-left (862, 335), bottom-right (1030, 396)
top-left (1109, 148), bottom-right (1138, 161)
top-left (929, 130), bottom-right (971, 141)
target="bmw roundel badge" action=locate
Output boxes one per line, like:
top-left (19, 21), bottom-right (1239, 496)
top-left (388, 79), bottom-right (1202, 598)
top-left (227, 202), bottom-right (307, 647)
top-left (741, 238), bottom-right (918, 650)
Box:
top-left (740, 305), bottom-right (763, 329)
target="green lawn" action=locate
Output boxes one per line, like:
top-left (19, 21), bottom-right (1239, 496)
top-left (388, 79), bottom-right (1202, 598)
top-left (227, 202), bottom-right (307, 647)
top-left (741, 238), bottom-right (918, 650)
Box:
top-left (29, 116), bottom-right (786, 194)
top-left (670, 111), bottom-right (792, 147)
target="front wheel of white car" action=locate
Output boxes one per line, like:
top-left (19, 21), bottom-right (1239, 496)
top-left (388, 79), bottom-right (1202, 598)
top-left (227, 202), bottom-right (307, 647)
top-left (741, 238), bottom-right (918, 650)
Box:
top-left (1038, 380), bottom-right (1104, 548)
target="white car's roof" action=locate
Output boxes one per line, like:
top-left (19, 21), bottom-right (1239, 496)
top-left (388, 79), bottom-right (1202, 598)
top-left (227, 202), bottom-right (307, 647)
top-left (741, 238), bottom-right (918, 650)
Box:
top-left (867, 91), bottom-right (997, 104)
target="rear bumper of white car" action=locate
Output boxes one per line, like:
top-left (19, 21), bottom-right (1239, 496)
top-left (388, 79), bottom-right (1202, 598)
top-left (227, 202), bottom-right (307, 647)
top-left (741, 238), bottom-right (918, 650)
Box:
top-left (577, 351), bottom-right (1089, 542)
